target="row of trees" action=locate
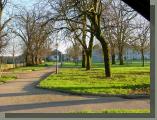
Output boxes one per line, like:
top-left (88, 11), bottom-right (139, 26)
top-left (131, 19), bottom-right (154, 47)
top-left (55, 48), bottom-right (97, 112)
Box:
top-left (0, 0), bottom-right (150, 78)
top-left (102, 1), bottom-right (150, 66)
top-left (0, 0), bottom-right (12, 76)
top-left (12, 7), bottom-right (53, 66)
top-left (0, 0), bottom-right (54, 67)
top-left (44, 0), bottom-right (150, 77)
top-left (0, 0), bottom-right (12, 55)
top-left (43, 0), bottom-right (112, 77)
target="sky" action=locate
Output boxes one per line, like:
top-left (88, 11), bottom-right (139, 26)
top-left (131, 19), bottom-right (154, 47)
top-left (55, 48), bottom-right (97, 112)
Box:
top-left (19, 0), bottom-right (70, 54)
top-left (3, 0), bottom-right (69, 56)
top-left (3, 0), bottom-right (149, 56)
top-left (13, 0), bottom-right (36, 7)
top-left (2, 0), bottom-right (37, 56)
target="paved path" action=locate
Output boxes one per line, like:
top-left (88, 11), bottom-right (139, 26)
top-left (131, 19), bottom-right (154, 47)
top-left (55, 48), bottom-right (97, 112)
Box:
top-left (0, 67), bottom-right (150, 113)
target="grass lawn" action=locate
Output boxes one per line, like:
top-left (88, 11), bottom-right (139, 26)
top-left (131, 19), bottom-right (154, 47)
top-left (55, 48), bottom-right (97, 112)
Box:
top-left (0, 75), bottom-right (17, 84)
top-left (39, 62), bottom-right (150, 96)
top-left (71, 109), bottom-right (150, 113)
top-left (10, 62), bottom-right (55, 73)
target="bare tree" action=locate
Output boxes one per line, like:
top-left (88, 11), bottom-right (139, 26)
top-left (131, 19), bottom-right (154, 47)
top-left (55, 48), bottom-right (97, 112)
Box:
top-left (66, 40), bottom-right (82, 65)
top-left (66, 17), bottom-right (94, 70)
top-left (12, 7), bottom-right (53, 66)
top-left (101, 1), bottom-right (117, 65)
top-left (131, 18), bottom-right (150, 67)
top-left (111, 0), bottom-right (137, 65)
top-left (0, 0), bottom-right (12, 77)
top-left (0, 0), bottom-right (12, 54)
top-left (45, 0), bottom-right (142, 77)
top-left (45, 0), bottom-right (95, 71)
top-left (80, 0), bottom-right (111, 77)
top-left (47, 0), bottom-right (111, 77)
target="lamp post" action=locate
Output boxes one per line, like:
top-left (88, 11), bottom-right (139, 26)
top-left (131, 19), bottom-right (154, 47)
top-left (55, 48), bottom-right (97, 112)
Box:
top-left (60, 53), bottom-right (63, 67)
top-left (56, 39), bottom-right (59, 74)
top-left (12, 39), bottom-right (16, 68)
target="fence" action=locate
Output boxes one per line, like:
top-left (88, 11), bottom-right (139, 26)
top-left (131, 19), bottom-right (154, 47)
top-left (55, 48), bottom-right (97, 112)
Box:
top-left (0, 63), bottom-right (25, 71)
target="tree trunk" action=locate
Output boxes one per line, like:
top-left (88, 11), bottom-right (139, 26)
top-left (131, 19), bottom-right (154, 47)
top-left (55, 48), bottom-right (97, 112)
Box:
top-left (35, 56), bottom-right (37, 65)
top-left (0, 57), bottom-right (2, 78)
top-left (111, 48), bottom-right (116, 65)
top-left (31, 55), bottom-right (35, 65)
top-left (85, 25), bottom-right (94, 71)
top-left (99, 39), bottom-right (111, 77)
top-left (35, 56), bottom-right (40, 65)
top-left (86, 4), bottom-right (111, 77)
top-left (94, 30), bottom-right (111, 77)
top-left (119, 52), bottom-right (124, 65)
top-left (82, 50), bottom-right (86, 68)
top-left (112, 54), bottom-right (116, 65)
top-left (25, 52), bottom-right (28, 66)
top-left (39, 58), bottom-right (42, 64)
top-left (86, 51), bottom-right (92, 70)
top-left (26, 53), bottom-right (34, 66)
top-left (26, 54), bottom-right (31, 66)
top-left (141, 50), bottom-right (145, 67)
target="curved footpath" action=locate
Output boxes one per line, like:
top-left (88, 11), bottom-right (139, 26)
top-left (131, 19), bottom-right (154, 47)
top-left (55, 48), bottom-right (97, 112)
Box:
top-left (0, 67), bottom-right (150, 113)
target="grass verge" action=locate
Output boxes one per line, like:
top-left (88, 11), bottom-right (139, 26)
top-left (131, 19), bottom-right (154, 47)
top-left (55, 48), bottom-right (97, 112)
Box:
top-left (71, 109), bottom-right (150, 113)
top-left (39, 63), bottom-right (150, 96)
top-left (9, 62), bottom-right (55, 72)
top-left (0, 75), bottom-right (17, 84)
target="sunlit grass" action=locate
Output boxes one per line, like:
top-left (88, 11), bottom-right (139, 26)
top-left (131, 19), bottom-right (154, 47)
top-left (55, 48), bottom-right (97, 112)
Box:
top-left (0, 75), bottom-right (17, 83)
top-left (39, 62), bottom-right (150, 95)
top-left (71, 109), bottom-right (150, 113)
top-left (10, 62), bottom-right (55, 72)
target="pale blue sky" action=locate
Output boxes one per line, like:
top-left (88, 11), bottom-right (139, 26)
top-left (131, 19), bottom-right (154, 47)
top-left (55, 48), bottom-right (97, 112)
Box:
top-left (4, 0), bottom-right (69, 55)
top-left (13, 0), bottom-right (36, 7)
top-left (3, 0), bottom-right (148, 56)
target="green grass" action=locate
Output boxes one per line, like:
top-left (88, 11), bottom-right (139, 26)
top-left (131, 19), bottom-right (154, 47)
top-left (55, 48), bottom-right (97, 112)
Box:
top-left (62, 62), bottom-right (82, 68)
top-left (93, 63), bottom-right (150, 68)
top-left (71, 109), bottom-right (150, 113)
top-left (39, 62), bottom-right (150, 96)
top-left (62, 60), bottom-right (150, 68)
top-left (10, 62), bottom-right (55, 73)
top-left (0, 75), bottom-right (17, 83)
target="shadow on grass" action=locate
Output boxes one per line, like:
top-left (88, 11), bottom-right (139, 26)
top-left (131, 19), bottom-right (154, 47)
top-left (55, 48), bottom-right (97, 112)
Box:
top-left (0, 64), bottom-right (150, 112)
top-left (113, 72), bottom-right (150, 75)
top-left (43, 84), bottom-right (150, 91)
top-left (92, 62), bottom-right (150, 68)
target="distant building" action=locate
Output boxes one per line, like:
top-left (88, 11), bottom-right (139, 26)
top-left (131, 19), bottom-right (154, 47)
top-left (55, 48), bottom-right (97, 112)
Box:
top-left (92, 45), bottom-right (103, 63)
top-left (123, 48), bottom-right (150, 60)
top-left (92, 44), bottom-right (150, 63)
top-left (46, 49), bottom-right (70, 62)
top-left (47, 49), bottom-right (62, 61)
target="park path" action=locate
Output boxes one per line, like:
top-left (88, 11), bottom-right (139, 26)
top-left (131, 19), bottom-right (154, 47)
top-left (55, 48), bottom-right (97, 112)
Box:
top-left (0, 66), bottom-right (150, 113)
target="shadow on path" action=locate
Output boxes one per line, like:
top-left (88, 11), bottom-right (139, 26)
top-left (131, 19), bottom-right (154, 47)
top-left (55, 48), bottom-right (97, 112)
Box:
top-left (0, 66), bottom-right (150, 113)
top-left (0, 97), bottom-right (129, 112)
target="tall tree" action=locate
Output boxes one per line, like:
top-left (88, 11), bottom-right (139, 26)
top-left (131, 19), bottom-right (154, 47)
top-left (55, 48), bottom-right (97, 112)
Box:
top-left (0, 0), bottom-right (12, 54)
top-left (111, 0), bottom-right (137, 65)
top-left (101, 1), bottom-right (117, 65)
top-left (46, 0), bottom-right (95, 71)
top-left (0, 0), bottom-right (12, 77)
top-left (12, 7), bottom-right (53, 66)
top-left (131, 18), bottom-right (150, 67)
top-left (45, 0), bottom-right (111, 77)
top-left (67, 18), bottom-right (94, 70)
top-left (80, 0), bottom-right (111, 77)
